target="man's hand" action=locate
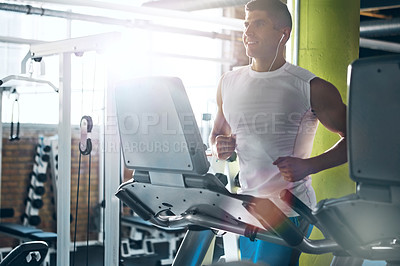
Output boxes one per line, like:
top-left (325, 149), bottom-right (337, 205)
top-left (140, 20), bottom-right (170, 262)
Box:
top-left (213, 134), bottom-right (236, 160)
top-left (273, 156), bottom-right (313, 182)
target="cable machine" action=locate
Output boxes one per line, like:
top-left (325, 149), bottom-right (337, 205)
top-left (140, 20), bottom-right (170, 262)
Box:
top-left (0, 74), bottom-right (58, 211)
top-left (0, 32), bottom-right (121, 266)
top-left (28, 32), bottom-right (121, 266)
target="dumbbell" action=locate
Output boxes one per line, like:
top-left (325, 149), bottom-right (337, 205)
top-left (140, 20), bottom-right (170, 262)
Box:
top-left (31, 172), bottom-right (47, 182)
top-left (28, 184), bottom-right (45, 196)
top-left (54, 154), bottom-right (58, 170)
top-left (25, 197), bottom-right (44, 209)
top-left (34, 150), bottom-right (50, 164)
top-left (36, 144), bottom-right (51, 153)
top-left (21, 213), bottom-right (41, 226)
top-left (43, 145), bottom-right (51, 152)
top-left (35, 153), bottom-right (50, 163)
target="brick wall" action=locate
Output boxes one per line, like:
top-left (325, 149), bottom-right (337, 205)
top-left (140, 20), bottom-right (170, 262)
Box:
top-left (1, 124), bottom-right (100, 248)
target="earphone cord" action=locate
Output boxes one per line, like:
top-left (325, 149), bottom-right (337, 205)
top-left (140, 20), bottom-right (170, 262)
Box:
top-left (268, 35), bottom-right (284, 72)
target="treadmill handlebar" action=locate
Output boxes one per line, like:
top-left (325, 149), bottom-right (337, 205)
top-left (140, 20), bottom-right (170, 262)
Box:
top-left (280, 189), bottom-right (318, 225)
top-left (166, 210), bottom-right (342, 255)
top-left (116, 183), bottom-right (342, 255)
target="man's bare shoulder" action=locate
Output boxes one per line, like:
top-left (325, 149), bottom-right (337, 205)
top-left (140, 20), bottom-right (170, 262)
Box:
top-left (310, 77), bottom-right (340, 95)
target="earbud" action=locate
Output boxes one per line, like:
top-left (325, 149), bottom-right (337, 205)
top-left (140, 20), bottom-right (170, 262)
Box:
top-left (279, 34), bottom-right (285, 42)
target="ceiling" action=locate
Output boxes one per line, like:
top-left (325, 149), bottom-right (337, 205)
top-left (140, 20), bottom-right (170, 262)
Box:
top-left (142, 0), bottom-right (400, 58)
top-left (360, 0), bottom-right (400, 57)
top-left (1, 0), bottom-right (399, 58)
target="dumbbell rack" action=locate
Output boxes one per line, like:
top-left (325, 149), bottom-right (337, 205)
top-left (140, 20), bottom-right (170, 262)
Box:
top-left (23, 136), bottom-right (58, 227)
top-left (46, 136), bottom-right (59, 220)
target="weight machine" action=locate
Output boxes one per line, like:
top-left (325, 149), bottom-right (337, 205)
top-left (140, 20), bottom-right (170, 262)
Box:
top-left (0, 32), bottom-right (122, 266)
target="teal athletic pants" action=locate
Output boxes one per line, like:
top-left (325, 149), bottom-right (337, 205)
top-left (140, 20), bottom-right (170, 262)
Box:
top-left (239, 216), bottom-right (313, 266)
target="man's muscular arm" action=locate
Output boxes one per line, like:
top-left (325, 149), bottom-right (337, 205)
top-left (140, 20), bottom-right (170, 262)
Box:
top-left (274, 77), bottom-right (347, 182)
top-left (210, 77), bottom-right (236, 160)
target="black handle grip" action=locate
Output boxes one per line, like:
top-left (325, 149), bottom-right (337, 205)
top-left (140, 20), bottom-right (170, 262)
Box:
top-left (9, 122), bottom-right (20, 141)
top-left (280, 189), bottom-right (317, 225)
top-left (16, 121), bottom-right (20, 138)
top-left (10, 121), bottom-right (14, 139)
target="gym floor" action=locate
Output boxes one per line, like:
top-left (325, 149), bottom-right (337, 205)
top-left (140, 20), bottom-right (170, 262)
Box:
top-left (49, 245), bottom-right (166, 266)
top-left (48, 238), bottom-right (225, 266)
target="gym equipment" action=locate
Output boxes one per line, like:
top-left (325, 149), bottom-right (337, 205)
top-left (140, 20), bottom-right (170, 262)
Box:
top-left (79, 116), bottom-right (93, 156)
top-left (0, 75), bottom-right (58, 93)
top-left (0, 139), bottom-right (57, 266)
top-left (1, 153), bottom-right (56, 261)
top-left (31, 172), bottom-right (47, 183)
top-left (0, 241), bottom-right (48, 266)
top-left (32, 135), bottom-right (73, 227)
top-left (23, 138), bottom-right (51, 227)
top-left (44, 136), bottom-right (59, 216)
top-left (21, 213), bottom-right (41, 227)
top-left (114, 77), bottom-right (316, 265)
top-left (0, 208), bottom-right (14, 219)
top-left (120, 215), bottom-right (185, 265)
top-left (115, 55), bottom-right (400, 265)
top-left (310, 54), bottom-right (400, 264)
top-left (72, 115), bottom-right (94, 266)
top-left (9, 89), bottom-right (20, 141)
top-left (28, 183), bottom-right (45, 196)
top-left (25, 195), bottom-right (44, 209)
top-left (0, 74), bottom-right (58, 144)
top-left (0, 210), bottom-right (56, 243)
top-left (0, 222), bottom-right (57, 243)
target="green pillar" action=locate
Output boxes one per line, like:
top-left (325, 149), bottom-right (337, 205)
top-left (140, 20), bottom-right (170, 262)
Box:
top-left (297, 0), bottom-right (360, 265)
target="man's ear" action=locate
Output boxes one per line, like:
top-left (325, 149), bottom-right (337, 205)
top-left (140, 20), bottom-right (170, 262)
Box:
top-left (281, 27), bottom-right (291, 43)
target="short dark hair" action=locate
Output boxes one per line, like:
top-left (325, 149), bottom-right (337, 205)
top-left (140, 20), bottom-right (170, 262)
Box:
top-left (245, 0), bottom-right (292, 30)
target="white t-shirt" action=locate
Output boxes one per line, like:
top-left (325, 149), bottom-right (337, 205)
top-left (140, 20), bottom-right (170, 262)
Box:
top-left (221, 62), bottom-right (318, 216)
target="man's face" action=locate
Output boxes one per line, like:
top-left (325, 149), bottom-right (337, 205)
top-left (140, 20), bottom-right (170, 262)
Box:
top-left (243, 10), bottom-right (282, 60)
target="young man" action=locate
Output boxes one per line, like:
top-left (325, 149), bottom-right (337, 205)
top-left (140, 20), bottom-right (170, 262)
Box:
top-left (210, 0), bottom-right (347, 265)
